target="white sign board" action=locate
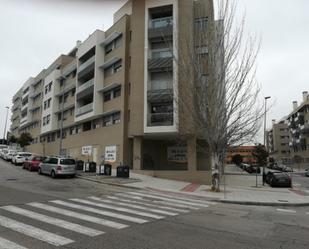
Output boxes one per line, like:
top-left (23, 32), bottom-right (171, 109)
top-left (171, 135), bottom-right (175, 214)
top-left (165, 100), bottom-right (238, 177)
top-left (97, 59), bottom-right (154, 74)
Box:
top-left (82, 145), bottom-right (92, 156)
top-left (167, 146), bottom-right (187, 163)
top-left (105, 145), bottom-right (117, 162)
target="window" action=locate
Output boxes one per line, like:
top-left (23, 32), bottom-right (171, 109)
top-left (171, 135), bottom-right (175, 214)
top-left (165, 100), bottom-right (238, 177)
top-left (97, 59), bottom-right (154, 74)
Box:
top-left (195, 17), bottom-right (208, 30)
top-left (103, 115), bottom-right (113, 127)
top-left (114, 60), bottom-right (122, 73)
top-left (114, 87), bottom-right (121, 98)
top-left (49, 158), bottom-right (58, 164)
top-left (113, 112), bottom-right (121, 124)
top-left (105, 42), bottom-right (113, 55)
top-left (71, 88), bottom-right (76, 96)
top-left (45, 82), bottom-right (53, 95)
top-left (104, 91), bottom-right (112, 102)
top-left (83, 121), bottom-right (92, 132)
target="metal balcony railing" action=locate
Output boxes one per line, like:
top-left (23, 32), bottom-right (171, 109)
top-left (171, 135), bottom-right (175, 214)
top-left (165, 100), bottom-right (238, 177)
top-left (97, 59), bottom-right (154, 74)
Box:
top-left (148, 112), bottom-right (173, 126)
top-left (76, 102), bottom-right (93, 116)
top-left (150, 48), bottom-right (173, 59)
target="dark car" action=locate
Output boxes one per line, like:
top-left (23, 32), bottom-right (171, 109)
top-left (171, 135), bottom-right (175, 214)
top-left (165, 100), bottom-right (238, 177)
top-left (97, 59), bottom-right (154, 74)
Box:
top-left (267, 171), bottom-right (292, 187)
top-left (23, 156), bottom-right (46, 171)
top-left (245, 165), bottom-right (261, 174)
top-left (265, 171), bottom-right (282, 184)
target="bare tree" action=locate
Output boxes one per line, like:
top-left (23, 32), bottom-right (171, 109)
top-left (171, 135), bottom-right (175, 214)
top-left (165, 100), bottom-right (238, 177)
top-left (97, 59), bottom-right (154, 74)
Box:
top-left (172, 0), bottom-right (264, 191)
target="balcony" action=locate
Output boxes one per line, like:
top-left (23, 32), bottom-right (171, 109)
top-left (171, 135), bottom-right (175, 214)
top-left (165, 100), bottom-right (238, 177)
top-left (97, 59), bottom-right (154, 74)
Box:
top-left (20, 116), bottom-right (27, 124)
top-left (148, 49), bottom-right (173, 71)
top-left (77, 79), bottom-right (94, 94)
top-left (148, 17), bottom-right (173, 39)
top-left (147, 80), bottom-right (173, 102)
top-left (148, 113), bottom-right (173, 127)
top-left (77, 56), bottom-right (95, 77)
top-left (300, 124), bottom-right (309, 134)
top-left (21, 103), bottom-right (29, 112)
top-left (75, 103), bottom-right (93, 117)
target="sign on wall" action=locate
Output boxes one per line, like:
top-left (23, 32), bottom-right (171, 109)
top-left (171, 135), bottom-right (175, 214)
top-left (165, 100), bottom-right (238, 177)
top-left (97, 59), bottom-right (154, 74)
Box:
top-left (105, 145), bottom-right (117, 162)
top-left (82, 145), bottom-right (93, 156)
top-left (167, 146), bottom-right (187, 163)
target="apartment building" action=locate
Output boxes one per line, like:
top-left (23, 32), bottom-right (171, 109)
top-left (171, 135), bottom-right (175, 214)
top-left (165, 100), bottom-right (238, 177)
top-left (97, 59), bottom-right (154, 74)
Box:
top-left (286, 91), bottom-right (309, 168)
top-left (266, 119), bottom-right (291, 164)
top-left (10, 0), bottom-right (217, 184)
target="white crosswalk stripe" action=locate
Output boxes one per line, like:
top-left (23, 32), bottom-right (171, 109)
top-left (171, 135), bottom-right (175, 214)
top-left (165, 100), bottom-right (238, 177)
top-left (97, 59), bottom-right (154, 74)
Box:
top-left (69, 198), bottom-right (165, 219)
top-left (48, 200), bottom-right (148, 224)
top-left (0, 191), bottom-right (207, 248)
top-left (89, 196), bottom-right (178, 216)
top-left (106, 195), bottom-right (189, 213)
top-left (142, 191), bottom-right (215, 205)
top-left (1, 205), bottom-right (104, 237)
top-left (0, 215), bottom-right (74, 246)
top-left (0, 237), bottom-right (29, 249)
top-left (127, 192), bottom-right (210, 208)
top-left (117, 193), bottom-right (199, 210)
top-left (27, 202), bottom-right (128, 229)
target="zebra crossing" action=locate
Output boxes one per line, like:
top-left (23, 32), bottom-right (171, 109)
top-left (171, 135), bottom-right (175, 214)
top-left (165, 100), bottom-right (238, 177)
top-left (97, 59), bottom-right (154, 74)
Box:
top-left (0, 190), bottom-right (215, 248)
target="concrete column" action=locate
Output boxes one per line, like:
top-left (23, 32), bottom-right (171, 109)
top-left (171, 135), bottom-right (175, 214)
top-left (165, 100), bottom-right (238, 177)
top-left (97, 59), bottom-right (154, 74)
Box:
top-left (187, 137), bottom-right (197, 172)
top-left (133, 136), bottom-right (143, 170)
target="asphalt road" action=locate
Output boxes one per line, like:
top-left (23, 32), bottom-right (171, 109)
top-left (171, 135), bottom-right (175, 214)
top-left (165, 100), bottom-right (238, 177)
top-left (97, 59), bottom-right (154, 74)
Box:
top-left (1, 159), bottom-right (309, 249)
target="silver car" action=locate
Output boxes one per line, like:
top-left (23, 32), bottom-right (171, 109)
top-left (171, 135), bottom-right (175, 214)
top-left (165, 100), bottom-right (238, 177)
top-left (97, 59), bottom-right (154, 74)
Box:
top-left (38, 157), bottom-right (76, 178)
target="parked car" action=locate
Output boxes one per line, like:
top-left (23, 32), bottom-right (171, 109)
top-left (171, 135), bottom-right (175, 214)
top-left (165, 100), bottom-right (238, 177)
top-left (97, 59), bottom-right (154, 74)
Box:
top-left (5, 150), bottom-right (17, 161)
top-left (282, 166), bottom-right (293, 172)
top-left (23, 156), bottom-right (45, 171)
top-left (265, 170), bottom-right (282, 184)
top-left (38, 157), bottom-right (76, 178)
top-left (0, 149), bottom-right (8, 159)
top-left (305, 169), bottom-right (309, 177)
top-left (245, 165), bottom-right (261, 174)
top-left (12, 152), bottom-right (32, 165)
top-left (269, 172), bottom-right (292, 187)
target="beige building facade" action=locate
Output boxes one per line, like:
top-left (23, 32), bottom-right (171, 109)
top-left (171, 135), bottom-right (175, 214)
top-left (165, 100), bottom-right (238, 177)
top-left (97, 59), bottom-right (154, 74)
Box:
top-left (10, 0), bottom-right (216, 184)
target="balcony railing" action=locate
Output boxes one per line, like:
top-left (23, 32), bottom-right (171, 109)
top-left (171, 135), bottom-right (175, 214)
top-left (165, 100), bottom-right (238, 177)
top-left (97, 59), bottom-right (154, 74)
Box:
top-left (148, 112), bottom-right (173, 126)
top-left (20, 116), bottom-right (27, 124)
top-left (150, 48), bottom-right (173, 59)
top-left (148, 80), bottom-right (173, 91)
top-left (77, 79), bottom-right (94, 94)
top-left (78, 56), bottom-right (95, 74)
top-left (150, 16), bottom-right (173, 29)
top-left (76, 102), bottom-right (93, 116)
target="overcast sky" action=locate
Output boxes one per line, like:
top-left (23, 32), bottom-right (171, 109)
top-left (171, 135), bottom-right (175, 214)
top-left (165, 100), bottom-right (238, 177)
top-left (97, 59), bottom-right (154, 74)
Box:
top-left (0, 0), bottom-right (308, 143)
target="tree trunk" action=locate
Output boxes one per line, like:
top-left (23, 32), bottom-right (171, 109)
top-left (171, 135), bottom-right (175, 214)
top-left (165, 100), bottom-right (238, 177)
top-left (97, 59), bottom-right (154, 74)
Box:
top-left (211, 153), bottom-right (221, 192)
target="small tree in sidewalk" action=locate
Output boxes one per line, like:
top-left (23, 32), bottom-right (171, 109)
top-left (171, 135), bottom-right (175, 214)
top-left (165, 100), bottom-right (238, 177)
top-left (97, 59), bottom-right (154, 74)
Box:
top-left (17, 133), bottom-right (33, 148)
top-left (252, 144), bottom-right (268, 167)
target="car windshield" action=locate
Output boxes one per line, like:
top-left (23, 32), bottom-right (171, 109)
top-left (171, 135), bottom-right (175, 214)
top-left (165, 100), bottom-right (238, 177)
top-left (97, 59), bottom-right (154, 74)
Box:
top-left (60, 159), bottom-right (76, 165)
top-left (20, 153), bottom-right (31, 157)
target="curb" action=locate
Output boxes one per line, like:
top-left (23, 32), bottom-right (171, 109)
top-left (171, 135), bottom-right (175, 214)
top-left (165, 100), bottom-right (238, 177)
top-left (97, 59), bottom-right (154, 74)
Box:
top-left (216, 199), bottom-right (309, 207)
top-left (76, 175), bottom-right (143, 190)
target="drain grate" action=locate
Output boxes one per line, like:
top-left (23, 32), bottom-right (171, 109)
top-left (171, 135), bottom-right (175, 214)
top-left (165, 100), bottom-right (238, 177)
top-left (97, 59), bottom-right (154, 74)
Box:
top-left (6, 178), bottom-right (18, 181)
top-left (278, 200), bottom-right (289, 202)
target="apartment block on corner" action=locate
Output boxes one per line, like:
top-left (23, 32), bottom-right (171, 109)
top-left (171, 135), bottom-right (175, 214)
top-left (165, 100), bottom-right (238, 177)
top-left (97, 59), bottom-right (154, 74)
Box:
top-left (285, 91), bottom-right (309, 168)
top-left (10, 0), bottom-right (218, 184)
top-left (266, 119), bottom-right (291, 164)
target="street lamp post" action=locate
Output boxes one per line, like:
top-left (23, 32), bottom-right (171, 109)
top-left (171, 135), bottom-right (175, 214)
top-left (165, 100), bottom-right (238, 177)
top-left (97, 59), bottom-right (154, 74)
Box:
top-left (3, 106), bottom-right (9, 144)
top-left (263, 96), bottom-right (271, 186)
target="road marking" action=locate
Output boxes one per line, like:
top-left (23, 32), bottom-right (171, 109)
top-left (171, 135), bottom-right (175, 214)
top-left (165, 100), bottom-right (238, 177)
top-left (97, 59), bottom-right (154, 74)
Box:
top-left (1, 205), bottom-right (104, 237)
top-left (89, 196), bottom-right (178, 216)
top-left (116, 194), bottom-right (199, 210)
top-left (0, 237), bottom-right (29, 249)
top-left (48, 200), bottom-right (148, 224)
top-left (106, 195), bottom-right (189, 213)
top-left (127, 192), bottom-right (209, 208)
top-left (180, 183), bottom-right (201, 192)
top-left (140, 191), bottom-right (214, 205)
top-left (28, 202), bottom-right (128, 229)
top-left (0, 215), bottom-right (74, 246)
top-left (276, 209), bottom-right (297, 214)
top-left (70, 198), bottom-right (165, 219)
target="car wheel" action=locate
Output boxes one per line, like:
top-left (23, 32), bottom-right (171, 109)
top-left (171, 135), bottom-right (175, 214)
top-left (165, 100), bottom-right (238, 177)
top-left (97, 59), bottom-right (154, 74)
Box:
top-left (51, 170), bottom-right (56, 178)
top-left (38, 168), bottom-right (42, 175)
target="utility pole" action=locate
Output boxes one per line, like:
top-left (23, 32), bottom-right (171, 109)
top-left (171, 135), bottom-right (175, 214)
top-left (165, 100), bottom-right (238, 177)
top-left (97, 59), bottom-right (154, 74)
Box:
top-left (3, 106), bottom-right (9, 144)
top-left (263, 96), bottom-right (271, 186)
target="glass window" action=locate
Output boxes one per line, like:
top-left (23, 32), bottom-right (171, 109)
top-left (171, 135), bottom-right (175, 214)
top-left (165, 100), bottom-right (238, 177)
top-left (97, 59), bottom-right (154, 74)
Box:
top-left (103, 116), bottom-right (113, 127)
top-left (113, 60), bottom-right (122, 73)
top-left (113, 112), bottom-right (121, 124)
top-left (104, 91), bottom-right (112, 102)
top-left (113, 87), bottom-right (121, 98)
top-left (60, 159), bottom-right (75, 165)
top-left (105, 42), bottom-right (113, 54)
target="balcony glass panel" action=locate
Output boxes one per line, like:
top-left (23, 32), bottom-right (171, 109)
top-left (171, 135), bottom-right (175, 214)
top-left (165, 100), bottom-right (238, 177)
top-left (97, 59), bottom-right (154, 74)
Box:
top-left (78, 56), bottom-right (95, 73)
top-left (77, 79), bottom-right (94, 93)
top-left (149, 80), bottom-right (173, 91)
top-left (150, 17), bottom-right (173, 29)
top-left (150, 48), bottom-right (172, 59)
top-left (76, 103), bottom-right (93, 116)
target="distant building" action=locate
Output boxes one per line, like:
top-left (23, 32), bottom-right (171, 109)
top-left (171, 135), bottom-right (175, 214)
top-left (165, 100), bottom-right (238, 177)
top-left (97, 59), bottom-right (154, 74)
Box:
top-left (266, 119), bottom-right (291, 164)
top-left (285, 91), bottom-right (309, 168)
top-left (226, 146), bottom-right (257, 164)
